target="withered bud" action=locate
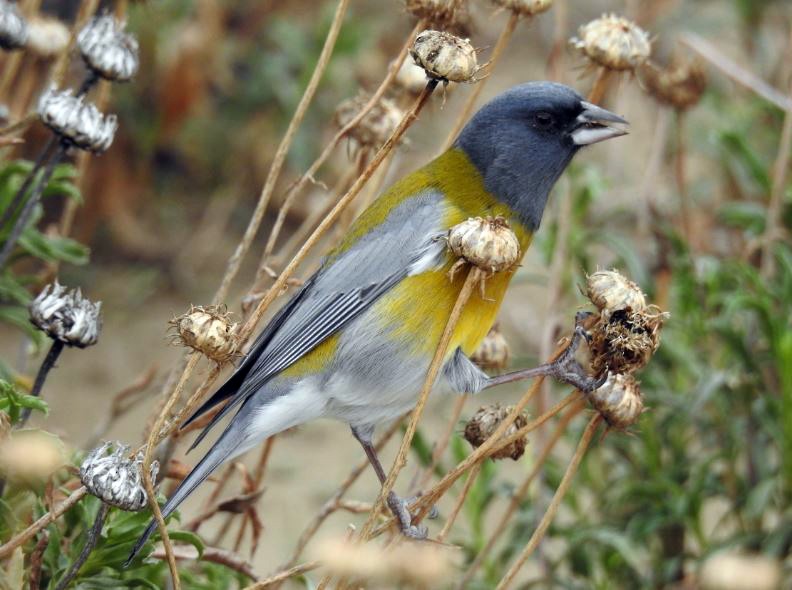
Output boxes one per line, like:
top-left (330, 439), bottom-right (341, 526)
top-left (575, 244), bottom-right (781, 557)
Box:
top-left (0, 429), bottom-right (65, 484)
top-left (588, 373), bottom-right (643, 429)
top-left (491, 0), bottom-right (553, 17)
top-left (334, 92), bottom-right (403, 152)
top-left (38, 87), bottom-right (118, 153)
top-left (589, 305), bottom-right (666, 376)
top-left (0, 0), bottom-right (28, 50)
top-left (464, 404), bottom-right (528, 460)
top-left (25, 15), bottom-right (69, 58)
top-left (80, 441), bottom-right (158, 511)
top-left (642, 58), bottom-right (707, 110)
top-left (586, 269), bottom-right (646, 320)
top-left (77, 13), bottom-right (140, 82)
top-left (410, 29), bottom-right (479, 84)
top-left (29, 281), bottom-right (102, 348)
top-left (405, 0), bottom-right (471, 36)
top-left (448, 216), bottom-right (521, 274)
top-left (471, 325), bottom-right (510, 370)
top-left (571, 14), bottom-right (650, 71)
top-left (170, 305), bottom-right (239, 364)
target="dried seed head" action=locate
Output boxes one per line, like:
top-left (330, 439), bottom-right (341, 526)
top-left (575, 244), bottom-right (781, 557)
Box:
top-left (642, 58), bottom-right (707, 110)
top-left (471, 325), bottom-right (510, 370)
top-left (464, 404), bottom-right (528, 460)
top-left (0, 429), bottom-right (65, 484)
top-left (589, 306), bottom-right (666, 376)
top-left (393, 57), bottom-right (431, 96)
top-left (410, 29), bottom-right (479, 84)
top-left (0, 0), bottom-right (28, 50)
top-left (448, 216), bottom-right (521, 274)
top-left (491, 0), bottom-right (553, 17)
top-left (571, 14), bottom-right (650, 71)
top-left (699, 552), bottom-right (782, 590)
top-left (170, 305), bottom-right (239, 364)
top-left (334, 92), bottom-right (403, 152)
top-left (588, 373), bottom-right (643, 429)
top-left (25, 15), bottom-right (69, 57)
top-left (405, 0), bottom-right (471, 36)
top-left (80, 441), bottom-right (159, 511)
top-left (38, 87), bottom-right (118, 153)
top-left (77, 14), bottom-right (140, 82)
top-left (29, 281), bottom-right (102, 348)
top-left (586, 269), bottom-right (646, 320)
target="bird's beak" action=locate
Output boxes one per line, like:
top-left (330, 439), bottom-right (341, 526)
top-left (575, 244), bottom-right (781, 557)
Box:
top-left (571, 101), bottom-right (629, 146)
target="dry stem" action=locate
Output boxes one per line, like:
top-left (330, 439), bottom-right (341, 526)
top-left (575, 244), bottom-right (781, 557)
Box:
top-left (242, 561), bottom-right (321, 590)
top-left (494, 413), bottom-right (602, 590)
top-left (436, 462), bottom-right (481, 543)
top-left (587, 67), bottom-right (613, 103)
top-left (412, 394), bottom-right (467, 493)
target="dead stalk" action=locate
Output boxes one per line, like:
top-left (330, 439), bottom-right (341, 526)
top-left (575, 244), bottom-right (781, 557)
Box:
top-left (436, 462), bottom-right (481, 543)
top-left (412, 394), bottom-right (467, 493)
top-left (242, 561), bottom-right (322, 590)
top-left (636, 105), bottom-right (672, 239)
top-left (494, 413), bottom-right (602, 590)
top-left (674, 111), bottom-right (692, 245)
top-left (587, 67), bottom-right (612, 103)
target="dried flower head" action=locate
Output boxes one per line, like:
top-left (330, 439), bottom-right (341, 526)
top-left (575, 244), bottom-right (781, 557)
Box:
top-left (464, 404), bottom-right (528, 460)
top-left (38, 87), bottom-right (118, 153)
top-left (25, 15), bottom-right (69, 57)
top-left (170, 305), bottom-right (239, 364)
top-left (448, 216), bottom-right (521, 275)
top-left (405, 0), bottom-right (471, 36)
top-left (589, 306), bottom-right (666, 376)
top-left (334, 92), bottom-right (403, 152)
top-left (0, 429), bottom-right (65, 484)
top-left (29, 281), bottom-right (102, 348)
top-left (699, 552), bottom-right (782, 590)
top-left (80, 441), bottom-right (159, 511)
top-left (586, 269), bottom-right (646, 320)
top-left (588, 373), bottom-right (643, 429)
top-left (0, 0), bottom-right (27, 50)
top-left (642, 58), bottom-right (707, 110)
top-left (410, 29), bottom-right (479, 84)
top-left (393, 57), bottom-right (431, 96)
top-left (471, 325), bottom-right (510, 370)
top-left (77, 13), bottom-right (139, 82)
top-left (491, 0), bottom-right (553, 17)
top-left (571, 14), bottom-right (650, 71)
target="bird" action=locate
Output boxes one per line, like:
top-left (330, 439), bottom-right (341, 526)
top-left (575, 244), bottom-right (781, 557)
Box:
top-left (127, 81), bottom-right (627, 561)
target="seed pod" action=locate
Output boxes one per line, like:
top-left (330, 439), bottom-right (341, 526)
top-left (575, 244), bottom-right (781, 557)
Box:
top-left (448, 216), bottom-right (521, 274)
top-left (464, 404), bottom-right (528, 460)
top-left (471, 325), bottom-right (510, 370)
top-left (170, 305), bottom-right (239, 364)
top-left (77, 14), bottom-right (140, 82)
top-left (25, 15), bottom-right (69, 57)
top-left (29, 281), bottom-right (102, 348)
top-left (334, 92), bottom-right (403, 152)
top-left (80, 441), bottom-right (158, 511)
top-left (38, 87), bottom-right (118, 153)
top-left (588, 373), bottom-right (643, 429)
top-left (642, 58), bottom-right (707, 110)
top-left (571, 14), bottom-right (650, 72)
top-left (0, 0), bottom-right (28, 50)
top-left (410, 29), bottom-right (479, 84)
top-left (0, 429), bottom-right (65, 484)
top-left (405, 0), bottom-right (471, 36)
top-left (491, 0), bottom-right (553, 17)
top-left (589, 306), bottom-right (666, 376)
top-left (586, 269), bottom-right (646, 320)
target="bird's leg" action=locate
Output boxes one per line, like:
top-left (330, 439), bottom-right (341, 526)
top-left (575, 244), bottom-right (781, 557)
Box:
top-left (483, 312), bottom-right (607, 393)
top-left (350, 426), bottom-right (428, 540)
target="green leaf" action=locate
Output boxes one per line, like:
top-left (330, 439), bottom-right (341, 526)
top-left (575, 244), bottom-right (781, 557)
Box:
top-left (168, 530), bottom-right (205, 558)
top-left (17, 229), bottom-right (90, 265)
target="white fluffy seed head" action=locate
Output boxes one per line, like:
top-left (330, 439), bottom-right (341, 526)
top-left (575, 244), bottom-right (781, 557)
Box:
top-left (410, 29), bottom-right (479, 83)
top-left (170, 305), bottom-right (239, 364)
top-left (25, 15), bottom-right (69, 57)
top-left (447, 216), bottom-right (521, 273)
top-left (0, 0), bottom-right (28, 50)
top-left (491, 0), bottom-right (554, 16)
top-left (38, 87), bottom-right (118, 153)
top-left (334, 92), bottom-right (403, 152)
top-left (571, 13), bottom-right (650, 71)
top-left (0, 429), bottom-right (65, 485)
top-left (80, 441), bottom-right (159, 511)
top-left (588, 373), bottom-right (644, 429)
top-left (586, 269), bottom-right (646, 319)
top-left (29, 281), bottom-right (102, 348)
top-left (77, 14), bottom-right (139, 82)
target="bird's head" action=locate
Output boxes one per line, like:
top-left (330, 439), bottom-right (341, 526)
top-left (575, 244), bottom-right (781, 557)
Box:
top-left (456, 81), bottom-right (628, 230)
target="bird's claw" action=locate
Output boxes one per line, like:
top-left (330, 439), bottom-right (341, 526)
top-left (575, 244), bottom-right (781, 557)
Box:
top-left (547, 324), bottom-right (604, 393)
top-left (387, 492), bottom-right (428, 540)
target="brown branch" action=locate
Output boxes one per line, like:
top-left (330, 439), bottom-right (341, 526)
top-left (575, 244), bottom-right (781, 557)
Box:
top-left (151, 544), bottom-right (259, 582)
top-left (241, 561), bottom-right (321, 590)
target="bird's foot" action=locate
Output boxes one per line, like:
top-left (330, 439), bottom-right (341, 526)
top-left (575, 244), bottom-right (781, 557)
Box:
top-left (546, 320), bottom-right (606, 393)
top-left (387, 492), bottom-right (428, 539)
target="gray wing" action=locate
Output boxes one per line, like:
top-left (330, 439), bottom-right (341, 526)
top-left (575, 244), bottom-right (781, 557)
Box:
top-left (186, 190), bottom-right (448, 449)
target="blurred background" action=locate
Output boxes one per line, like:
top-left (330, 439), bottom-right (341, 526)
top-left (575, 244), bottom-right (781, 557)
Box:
top-left (1, 0), bottom-right (791, 588)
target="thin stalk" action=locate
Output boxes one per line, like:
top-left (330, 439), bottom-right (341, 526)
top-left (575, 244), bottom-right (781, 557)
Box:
top-left (412, 394), bottom-right (466, 493)
top-left (213, 0), bottom-right (350, 304)
top-left (636, 105), bottom-right (671, 239)
top-left (674, 110), bottom-right (692, 245)
top-left (436, 462), bottom-right (481, 543)
top-left (587, 67), bottom-right (612, 103)
top-left (53, 502), bottom-right (110, 590)
top-left (19, 339), bottom-right (65, 427)
top-left (494, 414), bottom-right (602, 590)
top-left (0, 146), bottom-right (64, 268)
top-left (51, 0), bottom-right (101, 87)
top-left (441, 11), bottom-right (521, 151)
top-left (241, 561), bottom-right (321, 590)
top-left (457, 399), bottom-right (584, 589)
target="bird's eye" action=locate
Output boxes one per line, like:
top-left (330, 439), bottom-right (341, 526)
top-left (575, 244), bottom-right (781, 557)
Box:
top-left (533, 112), bottom-right (554, 128)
